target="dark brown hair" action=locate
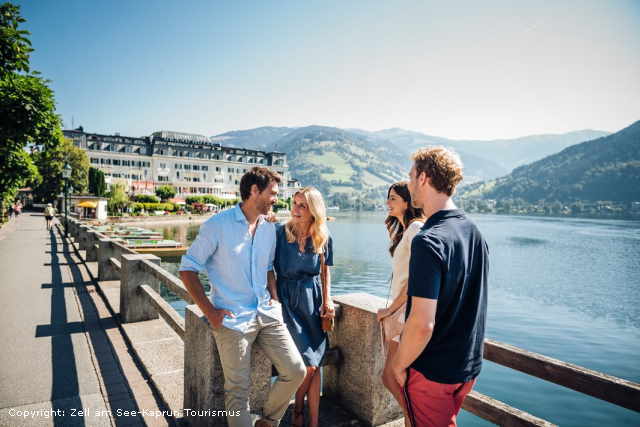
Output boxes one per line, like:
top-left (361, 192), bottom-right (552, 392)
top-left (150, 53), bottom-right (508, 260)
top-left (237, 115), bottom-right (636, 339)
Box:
top-left (385, 182), bottom-right (425, 257)
top-left (410, 146), bottom-right (464, 196)
top-left (239, 167), bottom-right (282, 201)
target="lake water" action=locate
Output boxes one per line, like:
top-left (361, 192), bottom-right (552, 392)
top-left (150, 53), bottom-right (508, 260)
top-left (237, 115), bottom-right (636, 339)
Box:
top-left (152, 211), bottom-right (640, 426)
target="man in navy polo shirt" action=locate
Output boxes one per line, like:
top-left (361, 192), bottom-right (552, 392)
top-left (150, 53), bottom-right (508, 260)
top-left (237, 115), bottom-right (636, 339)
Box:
top-left (392, 146), bottom-right (489, 427)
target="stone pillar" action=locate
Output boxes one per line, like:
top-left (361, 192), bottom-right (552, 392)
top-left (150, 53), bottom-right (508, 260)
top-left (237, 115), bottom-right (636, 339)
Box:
top-left (323, 292), bottom-right (404, 426)
top-left (78, 225), bottom-right (89, 250)
top-left (85, 230), bottom-right (98, 262)
top-left (184, 305), bottom-right (272, 427)
top-left (97, 238), bottom-right (119, 282)
top-left (120, 254), bottom-right (161, 323)
top-left (72, 220), bottom-right (81, 243)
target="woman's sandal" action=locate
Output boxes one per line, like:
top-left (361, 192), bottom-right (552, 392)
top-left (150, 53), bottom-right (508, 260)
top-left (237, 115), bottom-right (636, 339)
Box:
top-left (291, 409), bottom-right (304, 427)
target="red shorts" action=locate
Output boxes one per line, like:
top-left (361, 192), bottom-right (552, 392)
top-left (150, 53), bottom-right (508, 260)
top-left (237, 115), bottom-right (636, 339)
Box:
top-left (400, 368), bottom-right (476, 427)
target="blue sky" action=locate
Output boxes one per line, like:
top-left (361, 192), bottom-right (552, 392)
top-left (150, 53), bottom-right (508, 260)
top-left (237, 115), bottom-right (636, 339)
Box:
top-left (15, 0), bottom-right (640, 140)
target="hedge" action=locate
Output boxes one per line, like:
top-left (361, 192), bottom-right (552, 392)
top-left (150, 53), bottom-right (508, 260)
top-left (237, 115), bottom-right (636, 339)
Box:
top-left (129, 202), bottom-right (181, 212)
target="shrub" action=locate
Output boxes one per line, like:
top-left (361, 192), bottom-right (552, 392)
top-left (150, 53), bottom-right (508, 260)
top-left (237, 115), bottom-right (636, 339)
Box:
top-left (136, 195), bottom-right (159, 203)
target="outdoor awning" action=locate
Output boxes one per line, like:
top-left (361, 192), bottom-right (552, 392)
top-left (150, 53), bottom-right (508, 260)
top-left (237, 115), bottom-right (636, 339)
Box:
top-left (78, 201), bottom-right (98, 208)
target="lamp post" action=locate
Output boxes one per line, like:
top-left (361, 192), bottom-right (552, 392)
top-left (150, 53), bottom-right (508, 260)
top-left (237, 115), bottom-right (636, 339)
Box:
top-left (62, 162), bottom-right (72, 235)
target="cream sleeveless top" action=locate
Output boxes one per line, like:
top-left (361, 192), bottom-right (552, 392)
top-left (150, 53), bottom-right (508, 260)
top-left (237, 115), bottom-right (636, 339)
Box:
top-left (391, 220), bottom-right (425, 301)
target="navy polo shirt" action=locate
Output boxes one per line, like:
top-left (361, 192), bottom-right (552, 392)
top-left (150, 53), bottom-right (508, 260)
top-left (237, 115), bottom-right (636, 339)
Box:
top-left (406, 208), bottom-right (489, 384)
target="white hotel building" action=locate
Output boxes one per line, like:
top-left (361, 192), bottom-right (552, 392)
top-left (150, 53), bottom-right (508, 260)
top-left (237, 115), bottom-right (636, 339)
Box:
top-left (64, 128), bottom-right (301, 199)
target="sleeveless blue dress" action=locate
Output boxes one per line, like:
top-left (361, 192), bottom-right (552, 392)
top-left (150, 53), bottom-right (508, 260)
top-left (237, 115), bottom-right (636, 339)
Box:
top-left (274, 223), bottom-right (334, 367)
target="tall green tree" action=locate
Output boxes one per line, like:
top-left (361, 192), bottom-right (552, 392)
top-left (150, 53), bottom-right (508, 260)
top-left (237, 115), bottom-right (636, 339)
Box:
top-left (0, 2), bottom-right (62, 208)
top-left (32, 137), bottom-right (89, 203)
top-left (89, 167), bottom-right (106, 197)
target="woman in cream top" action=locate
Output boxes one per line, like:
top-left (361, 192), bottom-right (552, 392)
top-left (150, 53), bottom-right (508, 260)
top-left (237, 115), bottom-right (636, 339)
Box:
top-left (377, 182), bottom-right (425, 427)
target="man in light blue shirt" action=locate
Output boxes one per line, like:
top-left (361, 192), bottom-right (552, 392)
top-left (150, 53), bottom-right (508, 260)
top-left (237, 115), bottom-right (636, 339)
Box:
top-left (180, 167), bottom-right (305, 427)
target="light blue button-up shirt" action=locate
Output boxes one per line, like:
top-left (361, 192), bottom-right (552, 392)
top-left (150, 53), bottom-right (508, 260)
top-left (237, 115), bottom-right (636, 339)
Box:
top-left (179, 203), bottom-right (282, 332)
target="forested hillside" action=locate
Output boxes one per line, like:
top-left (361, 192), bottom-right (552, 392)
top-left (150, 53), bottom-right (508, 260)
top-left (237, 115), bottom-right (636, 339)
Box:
top-left (481, 120), bottom-right (640, 203)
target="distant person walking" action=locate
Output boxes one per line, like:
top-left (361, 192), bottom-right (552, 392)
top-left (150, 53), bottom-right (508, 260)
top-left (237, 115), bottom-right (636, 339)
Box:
top-left (14, 202), bottom-right (21, 220)
top-left (8, 204), bottom-right (14, 220)
top-left (44, 203), bottom-right (56, 230)
top-left (377, 182), bottom-right (424, 426)
top-left (392, 146), bottom-right (489, 427)
top-left (179, 167), bottom-right (305, 427)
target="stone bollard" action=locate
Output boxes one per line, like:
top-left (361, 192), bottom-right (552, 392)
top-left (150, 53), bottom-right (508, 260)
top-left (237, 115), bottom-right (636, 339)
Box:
top-left (70, 219), bottom-right (78, 241)
top-left (78, 225), bottom-right (89, 250)
top-left (120, 254), bottom-right (161, 323)
top-left (323, 292), bottom-right (404, 426)
top-left (97, 238), bottom-right (119, 282)
top-left (85, 230), bottom-right (98, 262)
top-left (184, 305), bottom-right (272, 427)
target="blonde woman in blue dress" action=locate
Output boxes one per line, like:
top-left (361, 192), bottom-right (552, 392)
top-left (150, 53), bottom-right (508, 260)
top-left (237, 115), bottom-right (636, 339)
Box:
top-left (274, 187), bottom-right (335, 427)
top-left (377, 182), bottom-right (425, 427)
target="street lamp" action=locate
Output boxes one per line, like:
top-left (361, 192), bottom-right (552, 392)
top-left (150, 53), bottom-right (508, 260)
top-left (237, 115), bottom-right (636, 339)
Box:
top-left (62, 162), bottom-right (72, 235)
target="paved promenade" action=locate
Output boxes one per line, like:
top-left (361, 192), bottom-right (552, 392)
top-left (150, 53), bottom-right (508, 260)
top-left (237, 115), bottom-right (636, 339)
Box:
top-left (0, 213), bottom-right (172, 427)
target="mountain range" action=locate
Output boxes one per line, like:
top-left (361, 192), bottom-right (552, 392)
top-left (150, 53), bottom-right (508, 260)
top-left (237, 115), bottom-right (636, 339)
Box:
top-left (211, 125), bottom-right (612, 200)
top-left (467, 120), bottom-right (640, 204)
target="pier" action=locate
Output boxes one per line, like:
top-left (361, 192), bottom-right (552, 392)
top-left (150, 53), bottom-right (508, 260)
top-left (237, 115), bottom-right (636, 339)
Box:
top-left (1, 212), bottom-right (639, 426)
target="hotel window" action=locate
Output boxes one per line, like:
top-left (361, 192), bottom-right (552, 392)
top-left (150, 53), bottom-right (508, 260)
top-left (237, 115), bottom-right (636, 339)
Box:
top-left (193, 165), bottom-right (200, 171)
top-left (215, 167), bottom-right (220, 172)
top-left (132, 174), bottom-right (139, 180)
top-left (184, 164), bottom-right (192, 171)
top-left (158, 176), bottom-right (169, 182)
top-left (193, 178), bottom-right (201, 182)
top-left (202, 166), bottom-right (208, 171)
top-left (113, 173), bottom-right (121, 178)
top-left (125, 146), bottom-right (133, 153)
top-left (174, 164), bottom-right (182, 169)
top-left (160, 163), bottom-right (167, 169)
top-left (176, 172), bottom-right (180, 179)
top-left (113, 159), bottom-right (121, 166)
top-left (123, 160), bottom-right (130, 166)
top-left (227, 167), bottom-right (234, 173)
top-left (90, 158), bottom-right (99, 164)
top-left (203, 173), bottom-right (207, 180)
top-left (144, 161), bottom-right (151, 167)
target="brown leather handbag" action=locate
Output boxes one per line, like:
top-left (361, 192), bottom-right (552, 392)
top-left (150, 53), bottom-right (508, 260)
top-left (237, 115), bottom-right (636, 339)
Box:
top-left (320, 253), bottom-right (334, 332)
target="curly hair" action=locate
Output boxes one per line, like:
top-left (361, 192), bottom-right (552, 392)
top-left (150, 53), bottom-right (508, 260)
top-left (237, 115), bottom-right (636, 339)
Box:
top-left (410, 146), bottom-right (464, 196)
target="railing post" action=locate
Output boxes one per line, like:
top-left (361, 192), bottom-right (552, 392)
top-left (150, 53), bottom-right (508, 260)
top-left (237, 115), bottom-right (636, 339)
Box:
top-left (97, 238), bottom-right (119, 281)
top-left (85, 230), bottom-right (98, 262)
top-left (72, 220), bottom-right (81, 243)
top-left (184, 305), bottom-right (271, 426)
top-left (78, 225), bottom-right (89, 250)
top-left (120, 254), bottom-right (161, 323)
top-left (322, 292), bottom-right (403, 426)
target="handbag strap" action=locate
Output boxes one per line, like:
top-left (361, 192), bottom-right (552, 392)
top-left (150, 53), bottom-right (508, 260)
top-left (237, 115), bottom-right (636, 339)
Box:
top-left (320, 252), bottom-right (326, 290)
top-left (385, 273), bottom-right (393, 308)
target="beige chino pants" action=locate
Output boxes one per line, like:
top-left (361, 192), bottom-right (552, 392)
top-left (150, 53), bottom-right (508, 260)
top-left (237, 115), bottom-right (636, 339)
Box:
top-left (213, 311), bottom-right (306, 427)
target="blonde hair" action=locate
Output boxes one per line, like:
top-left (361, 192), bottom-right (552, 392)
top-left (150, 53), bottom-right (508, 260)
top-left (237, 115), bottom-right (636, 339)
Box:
top-left (285, 187), bottom-right (329, 254)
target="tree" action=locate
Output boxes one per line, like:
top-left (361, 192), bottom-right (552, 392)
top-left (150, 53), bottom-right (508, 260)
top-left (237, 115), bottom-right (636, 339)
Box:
top-left (107, 183), bottom-right (128, 214)
top-left (155, 185), bottom-right (176, 201)
top-left (88, 168), bottom-right (106, 197)
top-left (32, 137), bottom-right (89, 203)
top-left (0, 3), bottom-right (62, 208)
